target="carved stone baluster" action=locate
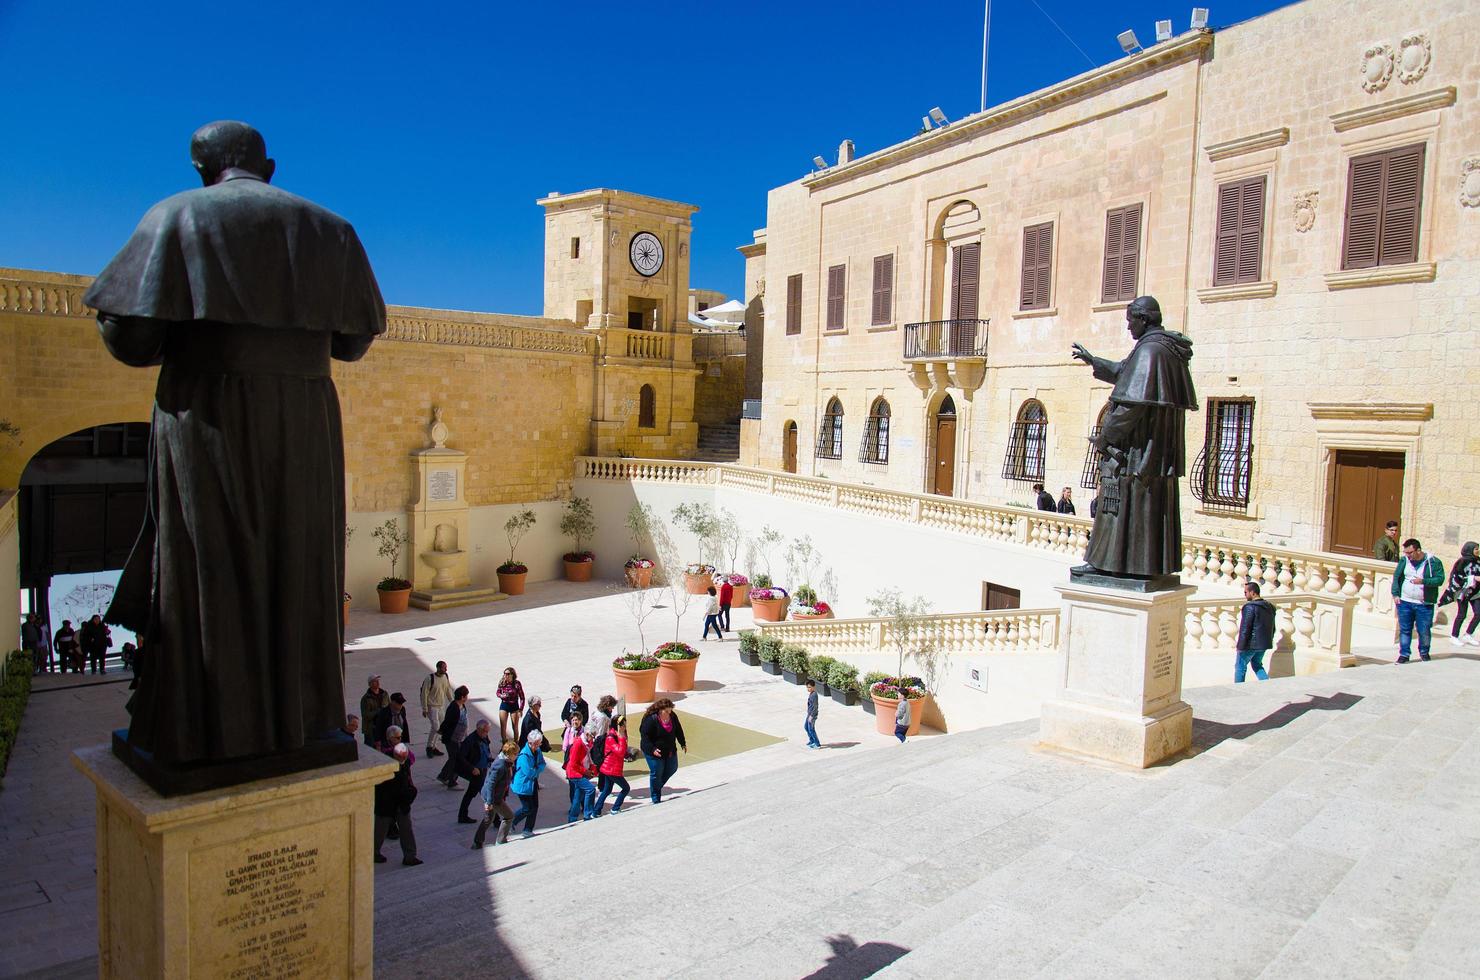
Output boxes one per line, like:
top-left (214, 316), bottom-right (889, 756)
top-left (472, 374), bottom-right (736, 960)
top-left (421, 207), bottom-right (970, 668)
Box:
top-left (1219, 552), bottom-right (1236, 586)
top-left (1182, 544), bottom-right (1196, 579)
top-left (1193, 548), bottom-right (1209, 584)
top-left (1201, 610), bottom-right (1221, 650)
top-left (1261, 560), bottom-right (1279, 596)
top-left (1357, 575), bottom-right (1375, 616)
top-left (1306, 562), bottom-right (1326, 593)
top-left (1186, 608), bottom-right (1204, 650)
top-left (1218, 607), bottom-right (1239, 652)
top-left (1233, 553), bottom-right (1249, 585)
top-left (1293, 601), bottom-right (1317, 663)
top-left (1291, 560), bottom-right (1308, 593)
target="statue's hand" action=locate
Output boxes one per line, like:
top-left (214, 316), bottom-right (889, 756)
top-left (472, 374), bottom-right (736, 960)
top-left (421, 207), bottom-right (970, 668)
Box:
top-left (1070, 343), bottom-right (1093, 365)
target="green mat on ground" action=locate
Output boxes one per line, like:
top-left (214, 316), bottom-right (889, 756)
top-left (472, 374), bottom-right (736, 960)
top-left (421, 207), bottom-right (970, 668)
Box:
top-left (542, 712), bottom-right (783, 778)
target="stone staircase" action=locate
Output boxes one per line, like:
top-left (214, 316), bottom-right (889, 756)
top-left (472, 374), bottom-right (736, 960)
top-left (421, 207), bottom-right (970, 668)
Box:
top-left (693, 422), bottom-right (740, 462)
top-left (374, 657), bottom-right (1480, 977)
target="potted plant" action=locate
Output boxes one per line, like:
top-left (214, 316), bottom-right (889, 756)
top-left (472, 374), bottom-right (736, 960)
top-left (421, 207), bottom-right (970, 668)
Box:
top-left (716, 510), bottom-right (750, 602)
top-left (497, 508), bottom-right (536, 595)
top-left (673, 502), bottom-right (723, 594)
top-left (749, 584), bottom-right (790, 623)
top-left (789, 585), bottom-right (833, 620)
top-left (683, 562), bottom-right (717, 594)
top-left (624, 503), bottom-right (657, 588)
top-left (724, 572), bottom-right (751, 608)
top-left (866, 588), bottom-right (941, 736)
top-left (827, 661), bottom-right (861, 706)
top-left (807, 654), bottom-right (838, 694)
top-left (779, 644), bottom-right (810, 685)
top-left (738, 630), bottom-right (761, 667)
top-left (372, 519), bottom-right (412, 614)
top-left (868, 675), bottom-right (927, 736)
top-left (758, 635), bottom-right (784, 675)
top-left (559, 496), bottom-right (597, 582)
top-left (611, 651), bottom-right (660, 703)
top-left (860, 671), bottom-right (890, 715)
top-left (654, 640), bottom-right (701, 692)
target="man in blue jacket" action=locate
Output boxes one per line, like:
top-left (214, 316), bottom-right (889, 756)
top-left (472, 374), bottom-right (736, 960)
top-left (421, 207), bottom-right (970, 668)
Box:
top-left (1235, 582), bottom-right (1275, 683)
top-left (1391, 538), bottom-right (1445, 664)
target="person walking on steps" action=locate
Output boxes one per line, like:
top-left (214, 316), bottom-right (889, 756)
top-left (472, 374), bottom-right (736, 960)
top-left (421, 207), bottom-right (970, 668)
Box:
top-left (1392, 538), bottom-right (1444, 664)
top-left (1442, 541), bottom-right (1480, 647)
top-left (510, 730), bottom-right (546, 839)
top-left (640, 698), bottom-right (687, 804)
top-left (456, 719), bottom-right (493, 823)
top-left (373, 742), bottom-right (422, 867)
top-left (894, 696), bottom-right (910, 743)
top-left (437, 686), bottom-right (471, 787)
top-left (495, 667), bottom-right (526, 743)
top-left (702, 586), bottom-right (725, 641)
top-left (419, 661), bottom-right (454, 757)
top-left (472, 739), bottom-right (518, 848)
top-left (804, 680), bottom-right (821, 748)
top-left (359, 674), bottom-right (389, 746)
top-left (594, 715), bottom-right (631, 816)
top-left (1235, 581), bottom-right (1275, 682)
top-left (563, 713), bottom-right (598, 823)
top-left (718, 576), bottom-right (734, 632)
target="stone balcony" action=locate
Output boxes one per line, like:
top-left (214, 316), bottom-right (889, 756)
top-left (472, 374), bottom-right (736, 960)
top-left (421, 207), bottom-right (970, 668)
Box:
top-left (902, 318), bottom-right (988, 392)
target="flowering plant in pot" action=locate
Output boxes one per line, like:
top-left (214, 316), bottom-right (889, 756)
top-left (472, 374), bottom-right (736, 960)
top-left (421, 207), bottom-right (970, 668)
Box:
top-left (654, 640), bottom-right (701, 692)
top-left (860, 671), bottom-right (890, 714)
top-left (869, 675), bottom-right (927, 736)
top-left (757, 634), bottom-right (784, 675)
top-left (624, 503), bottom-right (657, 587)
top-left (497, 509), bottom-right (537, 595)
top-left (866, 588), bottom-right (942, 736)
top-left (737, 629), bottom-right (761, 667)
top-left (790, 584), bottom-right (833, 619)
top-left (722, 572), bottom-right (751, 608)
top-left (749, 585), bottom-right (791, 623)
top-left (559, 496), bottom-right (597, 582)
top-left (778, 643), bottom-right (811, 685)
top-left (611, 650), bottom-right (660, 703)
top-left (673, 503), bottom-right (723, 594)
top-left (373, 519), bottom-right (413, 613)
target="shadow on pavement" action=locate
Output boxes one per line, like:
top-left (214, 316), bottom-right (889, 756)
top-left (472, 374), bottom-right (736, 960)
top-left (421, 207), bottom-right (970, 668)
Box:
top-left (1188, 691), bottom-right (1363, 754)
top-left (801, 934), bottom-right (911, 978)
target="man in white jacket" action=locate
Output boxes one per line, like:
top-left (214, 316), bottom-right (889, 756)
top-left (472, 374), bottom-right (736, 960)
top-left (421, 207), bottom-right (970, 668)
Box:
top-left (419, 661), bottom-right (455, 757)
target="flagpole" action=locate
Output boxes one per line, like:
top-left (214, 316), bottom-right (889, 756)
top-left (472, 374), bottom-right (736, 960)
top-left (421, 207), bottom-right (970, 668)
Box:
top-left (980, 0), bottom-right (991, 112)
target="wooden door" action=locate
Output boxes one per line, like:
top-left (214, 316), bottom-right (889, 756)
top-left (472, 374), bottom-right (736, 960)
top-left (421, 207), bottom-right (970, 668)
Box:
top-left (1327, 450), bottom-right (1404, 556)
top-left (783, 423), bottom-right (797, 474)
top-left (933, 416), bottom-right (957, 496)
top-left (983, 582), bottom-right (1021, 610)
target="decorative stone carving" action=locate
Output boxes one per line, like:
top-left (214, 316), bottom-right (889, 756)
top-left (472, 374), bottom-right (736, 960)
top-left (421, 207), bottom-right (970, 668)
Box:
top-left (1397, 32), bottom-right (1431, 84)
top-left (755, 277), bottom-right (766, 297)
top-left (429, 406), bottom-right (448, 448)
top-left (1294, 190), bottom-right (1319, 232)
top-left (679, 242), bottom-right (688, 257)
top-left (1360, 42), bottom-right (1394, 93)
top-left (1462, 158), bottom-right (1480, 209)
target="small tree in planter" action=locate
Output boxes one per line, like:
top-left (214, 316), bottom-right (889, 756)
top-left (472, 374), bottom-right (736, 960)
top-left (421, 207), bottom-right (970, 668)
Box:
top-left (611, 650), bottom-right (660, 703)
top-left (826, 660), bottom-right (862, 706)
top-left (672, 502), bottom-right (721, 593)
top-left (737, 629), bottom-right (762, 667)
top-left (751, 525), bottom-right (785, 585)
top-left (559, 497), bottom-right (597, 581)
top-left (373, 519), bottom-right (412, 613)
top-left (655, 529), bottom-right (698, 646)
top-left (624, 502), bottom-right (657, 587)
top-left (866, 588), bottom-right (939, 735)
top-left (779, 643), bottom-right (811, 685)
top-left (497, 509), bottom-right (537, 595)
top-left (654, 640), bottom-right (701, 692)
top-left (758, 634), bottom-right (784, 675)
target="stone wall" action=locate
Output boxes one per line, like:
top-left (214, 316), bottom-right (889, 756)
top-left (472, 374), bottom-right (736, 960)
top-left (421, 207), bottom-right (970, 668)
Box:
top-left (693, 356), bottom-right (746, 426)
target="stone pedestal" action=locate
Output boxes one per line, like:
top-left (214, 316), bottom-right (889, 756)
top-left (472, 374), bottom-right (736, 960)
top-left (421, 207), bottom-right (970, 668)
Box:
top-left (1038, 582), bottom-right (1196, 768)
top-left (407, 412), bottom-right (501, 611)
top-left (72, 745), bottom-right (396, 979)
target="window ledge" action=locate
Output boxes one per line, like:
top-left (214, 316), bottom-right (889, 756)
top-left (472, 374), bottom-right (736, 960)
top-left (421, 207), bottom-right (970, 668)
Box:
top-left (1011, 306), bottom-right (1058, 319)
top-left (1197, 281), bottom-right (1278, 303)
top-left (1195, 507), bottom-right (1258, 521)
top-left (1324, 262), bottom-right (1436, 291)
top-left (867, 323), bottom-right (897, 333)
top-left (824, 327), bottom-right (849, 337)
top-left (1091, 300), bottom-right (1131, 312)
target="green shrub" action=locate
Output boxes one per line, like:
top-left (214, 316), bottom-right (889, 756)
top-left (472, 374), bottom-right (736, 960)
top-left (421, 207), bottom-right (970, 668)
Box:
top-left (793, 584), bottom-right (819, 607)
top-left (779, 643), bottom-right (810, 675)
top-left (862, 670), bottom-right (891, 696)
top-left (0, 650), bottom-right (34, 780)
top-left (752, 573), bottom-right (773, 590)
top-left (826, 660), bottom-right (860, 693)
top-left (807, 655), bottom-right (837, 682)
top-left (738, 630), bottom-right (760, 655)
top-left (757, 635), bottom-right (783, 663)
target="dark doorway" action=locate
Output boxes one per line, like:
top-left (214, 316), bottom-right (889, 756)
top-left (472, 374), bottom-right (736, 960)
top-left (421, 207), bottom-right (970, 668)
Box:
top-left (932, 395), bottom-right (957, 496)
top-left (783, 421), bottom-right (798, 474)
top-left (982, 582), bottom-right (1021, 610)
top-left (1327, 449), bottom-right (1404, 557)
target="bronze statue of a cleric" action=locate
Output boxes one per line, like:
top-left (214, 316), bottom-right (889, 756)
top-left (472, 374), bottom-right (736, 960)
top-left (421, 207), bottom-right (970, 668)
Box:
top-left (1070, 296), bottom-right (1197, 592)
top-left (85, 121), bottom-right (386, 793)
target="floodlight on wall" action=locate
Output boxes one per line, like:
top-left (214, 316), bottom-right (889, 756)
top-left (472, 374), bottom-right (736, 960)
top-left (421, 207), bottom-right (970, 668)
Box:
top-left (1155, 19), bottom-right (1173, 41)
top-left (921, 115), bottom-right (934, 132)
top-left (1191, 7), bottom-right (1209, 29)
top-left (1118, 29), bottom-right (1143, 54)
top-left (812, 155), bottom-right (828, 170)
top-left (929, 107), bottom-right (950, 127)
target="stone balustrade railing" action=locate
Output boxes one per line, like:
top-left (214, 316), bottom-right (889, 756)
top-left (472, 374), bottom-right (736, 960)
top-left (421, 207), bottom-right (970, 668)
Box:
top-left (1, 276), bottom-right (93, 318)
top-left (616, 329), bottom-right (674, 361)
top-left (574, 456), bottom-right (1397, 623)
top-left (752, 591), bottom-right (1353, 672)
top-left (385, 313), bottom-right (593, 356)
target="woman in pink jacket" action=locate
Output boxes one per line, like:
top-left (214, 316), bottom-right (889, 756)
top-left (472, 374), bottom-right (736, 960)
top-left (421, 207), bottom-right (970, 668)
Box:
top-left (594, 716), bottom-right (631, 815)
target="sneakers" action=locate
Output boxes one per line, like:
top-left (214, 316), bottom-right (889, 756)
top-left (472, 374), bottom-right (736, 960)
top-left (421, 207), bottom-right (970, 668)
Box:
top-left (456, 815), bottom-right (476, 825)
top-left (1421, 653), bottom-right (1432, 662)
top-left (1396, 657), bottom-right (1410, 665)
top-left (427, 747), bottom-right (444, 757)
top-left (1465, 635), bottom-right (1480, 647)
top-left (402, 857), bottom-right (424, 867)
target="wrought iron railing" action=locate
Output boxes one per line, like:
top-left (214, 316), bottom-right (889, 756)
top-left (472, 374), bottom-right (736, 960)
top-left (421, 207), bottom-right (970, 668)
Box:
top-left (902, 319), bottom-right (989, 359)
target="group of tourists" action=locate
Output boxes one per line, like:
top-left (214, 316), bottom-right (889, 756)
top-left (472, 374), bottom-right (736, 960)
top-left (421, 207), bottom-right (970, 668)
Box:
top-left (355, 664), bottom-right (690, 866)
top-left (21, 613), bottom-right (120, 675)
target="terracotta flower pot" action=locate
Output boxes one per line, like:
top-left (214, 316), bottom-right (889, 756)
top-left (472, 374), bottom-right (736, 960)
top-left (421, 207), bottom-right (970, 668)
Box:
top-left (657, 654), bottom-right (700, 692)
top-left (790, 609), bottom-right (834, 621)
top-left (563, 559), bottom-right (594, 582)
top-left (497, 570), bottom-right (527, 595)
top-left (377, 587), bottom-right (411, 614)
top-left (871, 695), bottom-right (925, 736)
top-left (750, 596), bottom-right (791, 622)
top-left (731, 583), bottom-right (751, 607)
top-left (625, 565), bottom-right (653, 588)
top-left (684, 571), bottom-right (714, 595)
top-left (612, 665), bottom-right (659, 703)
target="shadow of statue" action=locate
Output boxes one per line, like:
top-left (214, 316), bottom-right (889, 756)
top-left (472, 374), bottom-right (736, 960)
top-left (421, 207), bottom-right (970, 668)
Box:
top-left (800, 934), bottom-right (911, 979)
top-left (1189, 691), bottom-right (1363, 754)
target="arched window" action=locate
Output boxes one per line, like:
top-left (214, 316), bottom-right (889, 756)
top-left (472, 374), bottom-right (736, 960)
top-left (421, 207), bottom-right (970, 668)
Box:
top-left (816, 397), bottom-right (844, 460)
top-left (638, 384), bottom-right (656, 429)
top-left (1080, 403), bottom-right (1110, 489)
top-left (861, 397), bottom-right (891, 464)
top-left (1003, 399), bottom-right (1047, 482)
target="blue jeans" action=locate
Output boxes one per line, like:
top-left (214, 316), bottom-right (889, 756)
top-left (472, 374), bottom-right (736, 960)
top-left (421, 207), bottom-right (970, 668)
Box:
top-left (567, 777), bottom-right (596, 821)
top-left (1235, 649), bottom-right (1269, 683)
top-left (644, 751), bottom-right (679, 802)
top-left (894, 724), bottom-right (907, 743)
top-left (1397, 600), bottom-right (1434, 660)
top-left (703, 614), bottom-right (724, 639)
top-left (596, 774), bottom-right (630, 812)
top-left (803, 719), bottom-right (819, 747)
top-left (511, 792), bottom-right (538, 833)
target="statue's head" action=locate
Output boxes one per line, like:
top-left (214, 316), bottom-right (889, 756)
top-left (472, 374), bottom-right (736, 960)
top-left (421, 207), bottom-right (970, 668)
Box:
top-left (190, 121), bottom-right (275, 186)
top-left (1125, 295), bottom-right (1162, 339)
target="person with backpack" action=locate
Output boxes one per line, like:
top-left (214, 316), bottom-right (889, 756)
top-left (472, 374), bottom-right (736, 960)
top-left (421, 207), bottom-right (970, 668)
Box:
top-left (1391, 538), bottom-right (1444, 664)
top-left (563, 712), bottom-right (598, 822)
top-left (1442, 541), bottom-right (1480, 647)
top-left (510, 730), bottom-right (546, 839)
top-left (594, 716), bottom-right (631, 816)
top-left (472, 739), bottom-right (518, 848)
top-left (418, 661), bottom-right (454, 757)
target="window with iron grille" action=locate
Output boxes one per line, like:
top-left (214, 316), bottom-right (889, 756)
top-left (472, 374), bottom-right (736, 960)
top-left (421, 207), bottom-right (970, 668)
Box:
top-left (1002, 400), bottom-right (1047, 482)
top-left (1190, 398), bottom-right (1255, 511)
top-left (1079, 405), bottom-right (1110, 489)
top-left (786, 274), bottom-right (802, 335)
top-left (860, 398), bottom-right (891, 464)
top-left (816, 397), bottom-right (843, 460)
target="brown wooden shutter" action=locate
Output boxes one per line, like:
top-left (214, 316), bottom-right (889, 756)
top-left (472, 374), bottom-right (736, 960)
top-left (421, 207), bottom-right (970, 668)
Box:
top-left (952, 243), bottom-right (980, 319)
top-left (1102, 210), bottom-right (1123, 302)
top-left (786, 273), bottom-right (802, 335)
top-left (1214, 178), bottom-right (1265, 286)
top-left (826, 264), bottom-right (846, 330)
top-left (1020, 223), bottom-right (1052, 309)
top-left (1379, 145), bottom-right (1423, 266)
top-left (1102, 204), bottom-right (1142, 302)
top-left (1342, 153), bottom-right (1386, 270)
top-left (1213, 184), bottom-right (1241, 286)
top-left (871, 254), bottom-right (894, 325)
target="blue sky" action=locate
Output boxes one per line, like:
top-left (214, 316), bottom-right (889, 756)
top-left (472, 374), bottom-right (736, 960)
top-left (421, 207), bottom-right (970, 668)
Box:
top-left (0, 0), bottom-right (1292, 315)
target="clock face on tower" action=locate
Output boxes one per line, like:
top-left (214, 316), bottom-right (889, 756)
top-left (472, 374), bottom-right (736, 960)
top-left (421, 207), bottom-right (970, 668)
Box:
top-left (629, 232), bottom-right (664, 277)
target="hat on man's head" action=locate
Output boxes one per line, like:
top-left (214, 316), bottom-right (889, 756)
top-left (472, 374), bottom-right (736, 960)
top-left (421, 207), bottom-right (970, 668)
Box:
top-left (390, 692), bottom-right (406, 704)
top-left (367, 673), bottom-right (381, 685)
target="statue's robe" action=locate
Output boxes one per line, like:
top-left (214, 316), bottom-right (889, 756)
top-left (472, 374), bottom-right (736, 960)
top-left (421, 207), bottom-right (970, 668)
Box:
top-left (1083, 328), bottom-right (1198, 578)
top-left (84, 173), bottom-right (385, 765)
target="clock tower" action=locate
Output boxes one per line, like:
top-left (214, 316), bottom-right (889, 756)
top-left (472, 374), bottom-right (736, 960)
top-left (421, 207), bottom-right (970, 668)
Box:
top-left (538, 188), bottom-right (700, 458)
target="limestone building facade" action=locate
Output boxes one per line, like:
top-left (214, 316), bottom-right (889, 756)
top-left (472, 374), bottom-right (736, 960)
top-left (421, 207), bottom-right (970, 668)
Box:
top-left (748, 0), bottom-right (1478, 557)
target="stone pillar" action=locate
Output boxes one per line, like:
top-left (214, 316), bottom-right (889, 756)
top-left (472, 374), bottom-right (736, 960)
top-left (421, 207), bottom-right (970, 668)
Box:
top-left (72, 746), bottom-right (395, 979)
top-left (1038, 582), bottom-right (1197, 768)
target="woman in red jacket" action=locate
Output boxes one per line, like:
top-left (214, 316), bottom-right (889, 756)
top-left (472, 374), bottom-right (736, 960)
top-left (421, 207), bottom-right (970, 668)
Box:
top-left (594, 716), bottom-right (631, 816)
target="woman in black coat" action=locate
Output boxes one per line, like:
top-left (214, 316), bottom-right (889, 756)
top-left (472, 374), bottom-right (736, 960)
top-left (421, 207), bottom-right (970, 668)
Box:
top-left (638, 698), bottom-right (687, 804)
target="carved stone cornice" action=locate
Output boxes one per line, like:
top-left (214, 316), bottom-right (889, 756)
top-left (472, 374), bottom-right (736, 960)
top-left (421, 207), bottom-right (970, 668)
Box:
top-left (1307, 402), bottom-right (1433, 422)
top-left (1329, 86), bottom-right (1457, 132)
top-left (1204, 128), bottom-right (1289, 162)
